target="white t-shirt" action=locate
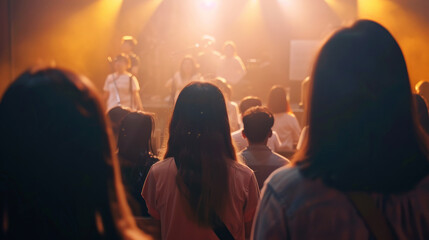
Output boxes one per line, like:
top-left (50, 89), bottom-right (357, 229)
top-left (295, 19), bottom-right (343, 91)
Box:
top-left (231, 128), bottom-right (281, 152)
top-left (217, 56), bottom-right (246, 85)
top-left (103, 73), bottom-right (140, 111)
top-left (165, 72), bottom-right (202, 101)
top-left (272, 112), bottom-right (301, 151)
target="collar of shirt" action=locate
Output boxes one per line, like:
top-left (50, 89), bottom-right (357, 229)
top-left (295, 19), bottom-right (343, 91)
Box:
top-left (245, 145), bottom-right (272, 152)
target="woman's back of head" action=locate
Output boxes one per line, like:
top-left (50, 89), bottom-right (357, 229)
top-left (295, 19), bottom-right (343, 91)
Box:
top-left (165, 81), bottom-right (236, 226)
top-left (108, 106), bottom-right (132, 141)
top-left (0, 68), bottom-right (147, 239)
top-left (117, 111), bottom-right (155, 161)
top-left (295, 20), bottom-right (429, 193)
top-left (267, 85), bottom-right (291, 114)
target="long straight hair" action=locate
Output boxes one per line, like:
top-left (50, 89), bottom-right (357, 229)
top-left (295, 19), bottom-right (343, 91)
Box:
top-left (179, 56), bottom-right (199, 80)
top-left (0, 68), bottom-right (147, 239)
top-left (293, 20), bottom-right (429, 193)
top-left (117, 111), bottom-right (155, 161)
top-left (267, 85), bottom-right (292, 114)
top-left (164, 81), bottom-right (236, 226)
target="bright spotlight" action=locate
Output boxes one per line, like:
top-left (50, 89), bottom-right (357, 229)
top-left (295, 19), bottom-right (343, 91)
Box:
top-left (200, 0), bottom-right (218, 9)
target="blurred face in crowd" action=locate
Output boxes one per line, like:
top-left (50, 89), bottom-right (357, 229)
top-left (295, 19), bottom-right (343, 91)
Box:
top-left (114, 59), bottom-right (128, 73)
top-left (121, 41), bottom-right (133, 53)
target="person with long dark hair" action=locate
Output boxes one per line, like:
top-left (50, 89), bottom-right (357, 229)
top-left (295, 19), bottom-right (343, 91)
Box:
top-left (142, 82), bottom-right (259, 240)
top-left (253, 20), bottom-right (429, 239)
top-left (0, 68), bottom-right (149, 239)
top-left (117, 111), bottom-right (159, 217)
top-left (107, 106), bottom-right (132, 142)
top-left (267, 85), bottom-right (301, 151)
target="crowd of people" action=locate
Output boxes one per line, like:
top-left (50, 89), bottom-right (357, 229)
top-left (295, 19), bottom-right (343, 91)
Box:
top-left (1, 19), bottom-right (429, 240)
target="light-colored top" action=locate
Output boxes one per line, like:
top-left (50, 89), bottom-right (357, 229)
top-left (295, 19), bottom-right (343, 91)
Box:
top-left (239, 145), bottom-right (289, 189)
top-left (272, 112), bottom-right (301, 151)
top-left (232, 129), bottom-right (281, 152)
top-left (103, 72), bottom-right (140, 111)
top-left (165, 72), bottom-right (202, 101)
top-left (227, 101), bottom-right (240, 132)
top-left (142, 158), bottom-right (260, 240)
top-left (252, 167), bottom-right (429, 240)
top-left (197, 50), bottom-right (221, 76)
top-left (217, 56), bottom-right (247, 85)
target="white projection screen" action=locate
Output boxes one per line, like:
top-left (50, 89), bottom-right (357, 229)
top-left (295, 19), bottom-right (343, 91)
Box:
top-left (289, 40), bottom-right (322, 81)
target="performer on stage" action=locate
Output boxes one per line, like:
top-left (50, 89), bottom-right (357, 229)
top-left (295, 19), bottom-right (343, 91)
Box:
top-left (217, 41), bottom-right (247, 86)
top-left (196, 35), bottom-right (221, 79)
top-left (121, 36), bottom-right (140, 76)
top-left (103, 54), bottom-right (143, 111)
top-left (165, 55), bottom-right (202, 102)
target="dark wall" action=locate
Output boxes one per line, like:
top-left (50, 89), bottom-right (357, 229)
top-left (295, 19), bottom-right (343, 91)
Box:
top-left (0, 0), bottom-right (11, 96)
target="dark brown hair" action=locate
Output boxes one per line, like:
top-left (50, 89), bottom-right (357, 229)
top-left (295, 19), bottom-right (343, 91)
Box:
top-left (293, 20), bottom-right (429, 193)
top-left (117, 111), bottom-right (155, 160)
top-left (114, 54), bottom-right (131, 69)
top-left (242, 106), bottom-right (274, 143)
top-left (267, 85), bottom-right (292, 114)
top-left (164, 81), bottom-right (236, 226)
top-left (179, 55), bottom-right (199, 80)
top-left (0, 68), bottom-right (147, 239)
top-left (239, 96), bottom-right (262, 114)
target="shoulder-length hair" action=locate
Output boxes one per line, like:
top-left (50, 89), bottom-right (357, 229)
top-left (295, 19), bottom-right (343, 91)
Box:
top-left (117, 111), bottom-right (155, 161)
top-left (164, 81), bottom-right (236, 226)
top-left (223, 41), bottom-right (237, 56)
top-left (293, 20), bottom-right (429, 193)
top-left (267, 85), bottom-right (292, 114)
top-left (179, 55), bottom-right (199, 79)
top-left (0, 68), bottom-right (147, 239)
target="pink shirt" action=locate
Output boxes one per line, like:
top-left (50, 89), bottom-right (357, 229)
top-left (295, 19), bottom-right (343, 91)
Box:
top-left (142, 157), bottom-right (260, 240)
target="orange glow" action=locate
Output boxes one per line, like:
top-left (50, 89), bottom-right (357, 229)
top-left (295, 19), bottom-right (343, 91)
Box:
top-left (358, 0), bottom-right (429, 89)
top-left (127, 0), bottom-right (163, 30)
top-left (324, 0), bottom-right (356, 22)
top-left (13, 0), bottom-right (122, 84)
top-left (235, 0), bottom-right (264, 35)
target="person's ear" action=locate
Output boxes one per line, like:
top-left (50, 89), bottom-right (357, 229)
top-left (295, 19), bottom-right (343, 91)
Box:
top-left (268, 129), bottom-right (273, 138)
top-left (242, 130), bottom-right (247, 139)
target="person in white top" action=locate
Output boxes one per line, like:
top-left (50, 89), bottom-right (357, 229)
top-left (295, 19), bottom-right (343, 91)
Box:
top-left (103, 54), bottom-right (143, 111)
top-left (267, 85), bottom-right (301, 151)
top-left (211, 77), bottom-right (240, 132)
top-left (165, 55), bottom-right (202, 102)
top-left (217, 41), bottom-right (246, 86)
top-left (231, 96), bottom-right (281, 152)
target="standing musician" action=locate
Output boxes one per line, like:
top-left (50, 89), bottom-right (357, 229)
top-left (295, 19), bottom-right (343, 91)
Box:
top-left (103, 54), bottom-right (143, 111)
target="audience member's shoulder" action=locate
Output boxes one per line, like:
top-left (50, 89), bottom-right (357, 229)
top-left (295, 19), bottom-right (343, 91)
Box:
top-left (230, 101), bottom-right (238, 107)
top-left (286, 112), bottom-right (297, 119)
top-left (231, 160), bottom-right (254, 177)
top-left (106, 73), bottom-right (115, 81)
top-left (150, 157), bottom-right (175, 172)
top-left (231, 129), bottom-right (242, 138)
top-left (272, 151), bottom-right (290, 164)
top-left (265, 167), bottom-right (305, 196)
